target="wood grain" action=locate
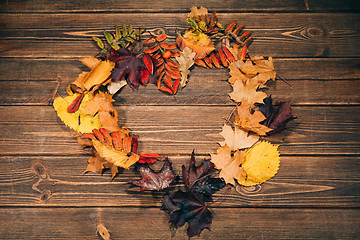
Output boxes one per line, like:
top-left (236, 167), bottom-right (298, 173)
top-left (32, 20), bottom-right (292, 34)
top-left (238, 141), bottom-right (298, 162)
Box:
top-left (1, 58), bottom-right (359, 81)
top-left (0, 58), bottom-right (359, 106)
top-left (0, 155), bottom-right (358, 207)
top-left (1, 13), bottom-right (359, 58)
top-left (0, 106), bottom-right (359, 155)
top-left (1, 0), bottom-right (358, 13)
top-left (0, 77), bottom-right (359, 106)
top-left (0, 208), bottom-right (359, 239)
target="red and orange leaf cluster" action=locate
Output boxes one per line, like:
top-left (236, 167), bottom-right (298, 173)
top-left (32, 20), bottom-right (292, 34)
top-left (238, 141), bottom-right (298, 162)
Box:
top-left (143, 34), bottom-right (181, 94)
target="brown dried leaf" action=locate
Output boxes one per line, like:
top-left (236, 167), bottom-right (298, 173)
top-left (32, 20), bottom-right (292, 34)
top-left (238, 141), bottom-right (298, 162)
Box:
top-left (210, 145), bottom-right (246, 185)
top-left (229, 78), bottom-right (267, 105)
top-left (175, 47), bottom-right (196, 88)
top-left (235, 100), bottom-right (272, 136)
top-left (219, 124), bottom-right (259, 150)
top-left (188, 6), bottom-right (208, 18)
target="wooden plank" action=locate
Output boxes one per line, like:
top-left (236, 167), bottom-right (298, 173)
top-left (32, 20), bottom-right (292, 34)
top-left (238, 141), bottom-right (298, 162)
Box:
top-left (307, 0), bottom-right (360, 11)
top-left (0, 58), bottom-right (359, 106)
top-left (1, 58), bottom-right (359, 82)
top-left (1, 13), bottom-right (359, 57)
top-left (0, 208), bottom-right (359, 239)
top-left (0, 106), bottom-right (359, 155)
top-left (0, 77), bottom-right (359, 106)
top-left (0, 155), bottom-right (358, 207)
top-left (1, 0), bottom-right (358, 13)
top-left (0, 0), bottom-right (307, 13)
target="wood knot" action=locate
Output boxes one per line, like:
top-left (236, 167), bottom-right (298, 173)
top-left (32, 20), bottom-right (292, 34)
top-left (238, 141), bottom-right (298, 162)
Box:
top-left (306, 27), bottom-right (325, 38)
top-left (150, 28), bottom-right (166, 36)
top-left (32, 162), bottom-right (47, 179)
top-left (40, 190), bottom-right (52, 202)
top-left (236, 184), bottom-right (262, 194)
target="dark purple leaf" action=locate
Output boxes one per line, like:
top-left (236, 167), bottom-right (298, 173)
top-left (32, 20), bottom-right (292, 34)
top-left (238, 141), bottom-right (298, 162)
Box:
top-left (182, 150), bottom-right (214, 190)
top-left (191, 176), bottom-right (226, 197)
top-left (108, 48), bottom-right (145, 90)
top-left (259, 96), bottom-right (296, 135)
top-left (162, 190), bottom-right (212, 238)
top-left (130, 158), bottom-right (176, 191)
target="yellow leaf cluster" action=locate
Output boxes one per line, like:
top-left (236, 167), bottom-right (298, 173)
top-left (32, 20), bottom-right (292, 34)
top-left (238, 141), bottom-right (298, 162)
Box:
top-left (211, 50), bottom-right (279, 186)
top-left (177, 32), bottom-right (215, 59)
top-left (53, 57), bottom-right (120, 134)
top-left (53, 93), bottom-right (101, 133)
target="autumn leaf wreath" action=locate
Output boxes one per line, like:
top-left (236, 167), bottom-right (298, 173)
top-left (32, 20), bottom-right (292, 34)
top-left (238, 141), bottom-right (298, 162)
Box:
top-left (53, 6), bottom-right (295, 238)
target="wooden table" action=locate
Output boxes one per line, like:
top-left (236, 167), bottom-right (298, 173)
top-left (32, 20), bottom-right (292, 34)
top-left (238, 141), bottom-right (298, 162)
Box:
top-left (0, 1), bottom-right (359, 239)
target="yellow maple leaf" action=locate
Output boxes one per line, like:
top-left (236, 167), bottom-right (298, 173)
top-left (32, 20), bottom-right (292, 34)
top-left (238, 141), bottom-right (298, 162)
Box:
top-left (210, 145), bottom-right (246, 185)
top-left (237, 141), bottom-right (280, 186)
top-left (176, 32), bottom-right (215, 59)
top-left (53, 93), bottom-right (101, 133)
top-left (92, 139), bottom-right (139, 169)
top-left (219, 124), bottom-right (259, 150)
top-left (235, 100), bottom-right (272, 136)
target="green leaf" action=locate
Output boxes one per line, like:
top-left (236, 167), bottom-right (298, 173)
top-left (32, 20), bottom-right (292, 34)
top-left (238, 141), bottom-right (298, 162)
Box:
top-left (119, 41), bottom-right (126, 48)
top-left (128, 24), bottom-right (133, 35)
top-left (122, 24), bottom-right (128, 36)
top-left (103, 31), bottom-right (114, 44)
top-left (124, 36), bottom-right (134, 42)
top-left (101, 49), bottom-right (108, 54)
top-left (111, 44), bottom-right (120, 50)
top-left (187, 18), bottom-right (198, 31)
top-left (115, 25), bottom-right (122, 40)
top-left (92, 36), bottom-right (104, 49)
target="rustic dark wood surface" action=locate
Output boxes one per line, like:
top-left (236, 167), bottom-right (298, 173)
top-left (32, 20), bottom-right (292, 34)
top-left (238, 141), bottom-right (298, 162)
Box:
top-left (0, 1), bottom-right (359, 239)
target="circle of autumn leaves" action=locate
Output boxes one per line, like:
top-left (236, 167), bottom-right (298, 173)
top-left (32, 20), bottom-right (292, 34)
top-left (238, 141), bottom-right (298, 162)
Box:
top-left (53, 6), bottom-right (294, 188)
top-left (52, 6), bottom-right (295, 238)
